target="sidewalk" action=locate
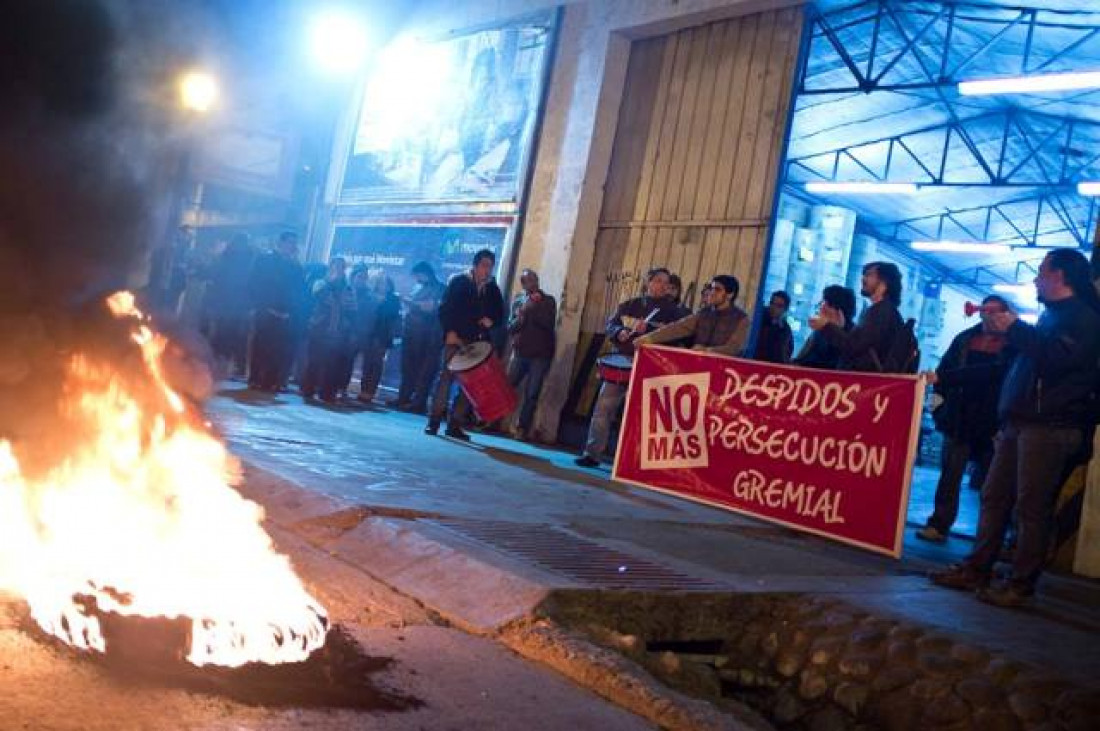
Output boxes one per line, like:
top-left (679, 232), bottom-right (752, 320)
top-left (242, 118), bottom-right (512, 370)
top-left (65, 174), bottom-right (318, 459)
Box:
top-left (210, 384), bottom-right (1100, 688)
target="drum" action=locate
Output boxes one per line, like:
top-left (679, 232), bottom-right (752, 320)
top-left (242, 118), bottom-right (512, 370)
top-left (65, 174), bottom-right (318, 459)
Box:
top-left (447, 341), bottom-right (518, 423)
top-left (596, 354), bottom-right (634, 385)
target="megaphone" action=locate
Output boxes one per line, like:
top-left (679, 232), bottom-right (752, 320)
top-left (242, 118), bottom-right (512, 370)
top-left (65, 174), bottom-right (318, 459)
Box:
top-left (964, 301), bottom-right (995, 317)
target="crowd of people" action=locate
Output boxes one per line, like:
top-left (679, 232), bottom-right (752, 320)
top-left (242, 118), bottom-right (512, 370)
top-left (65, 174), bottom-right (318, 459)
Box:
top-left (155, 228), bottom-right (1100, 609)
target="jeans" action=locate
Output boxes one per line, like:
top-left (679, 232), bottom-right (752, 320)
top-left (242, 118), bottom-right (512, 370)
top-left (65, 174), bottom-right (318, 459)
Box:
top-left (926, 435), bottom-right (992, 534)
top-left (965, 423), bottom-right (1085, 589)
top-left (248, 310), bottom-right (292, 390)
top-left (359, 342), bottom-right (389, 398)
top-left (584, 381), bottom-right (627, 460)
top-left (429, 343), bottom-right (470, 427)
top-left (507, 355), bottom-right (551, 432)
top-left (398, 330), bottom-right (442, 408)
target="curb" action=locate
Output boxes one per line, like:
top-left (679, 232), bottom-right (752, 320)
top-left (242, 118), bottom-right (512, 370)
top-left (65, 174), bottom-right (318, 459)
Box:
top-left (239, 462), bottom-right (767, 730)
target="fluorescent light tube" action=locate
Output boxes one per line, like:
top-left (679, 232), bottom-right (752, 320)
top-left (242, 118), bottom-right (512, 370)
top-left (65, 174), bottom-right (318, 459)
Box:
top-left (1079, 182), bottom-right (1100, 196)
top-left (959, 70), bottom-right (1100, 96)
top-left (911, 241), bottom-right (1013, 254)
top-left (804, 182), bottom-right (920, 194)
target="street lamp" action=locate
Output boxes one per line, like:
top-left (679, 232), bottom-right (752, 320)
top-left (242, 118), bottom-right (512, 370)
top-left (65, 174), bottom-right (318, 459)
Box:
top-left (179, 70), bottom-right (219, 113)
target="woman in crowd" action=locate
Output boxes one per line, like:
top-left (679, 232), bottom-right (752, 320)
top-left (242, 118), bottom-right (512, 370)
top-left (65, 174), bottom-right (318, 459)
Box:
top-left (355, 271), bottom-right (402, 404)
top-left (794, 284), bottom-right (856, 370)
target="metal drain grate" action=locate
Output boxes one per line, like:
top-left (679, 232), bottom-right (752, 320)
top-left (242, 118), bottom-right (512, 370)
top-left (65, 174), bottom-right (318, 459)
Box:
top-left (428, 519), bottom-right (728, 591)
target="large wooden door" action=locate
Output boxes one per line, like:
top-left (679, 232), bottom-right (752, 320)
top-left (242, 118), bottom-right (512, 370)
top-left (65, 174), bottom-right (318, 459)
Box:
top-left (567, 7), bottom-right (804, 416)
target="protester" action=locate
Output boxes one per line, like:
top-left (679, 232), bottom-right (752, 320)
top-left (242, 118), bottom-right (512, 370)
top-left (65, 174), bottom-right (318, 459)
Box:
top-left (247, 231), bottom-right (304, 392)
top-left (635, 274), bottom-right (748, 355)
top-left (699, 283), bottom-right (713, 309)
top-left (176, 235), bottom-right (217, 330)
top-left (753, 290), bottom-right (793, 364)
top-left (809, 261), bottom-right (904, 372)
top-left (301, 257), bottom-right (356, 403)
top-left (392, 262), bottom-right (445, 413)
top-left (931, 249), bottom-right (1100, 607)
top-left (917, 295), bottom-right (1018, 544)
top-left (574, 268), bottom-right (682, 468)
top-left (356, 271), bottom-right (402, 404)
top-left (506, 269), bottom-right (557, 441)
top-left (205, 234), bottom-right (256, 378)
top-left (668, 274), bottom-right (692, 318)
top-left (426, 249), bottom-right (505, 440)
top-left (794, 285), bottom-right (856, 370)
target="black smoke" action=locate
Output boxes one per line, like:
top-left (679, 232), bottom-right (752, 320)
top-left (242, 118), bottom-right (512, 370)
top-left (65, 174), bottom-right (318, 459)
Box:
top-left (0, 0), bottom-right (197, 466)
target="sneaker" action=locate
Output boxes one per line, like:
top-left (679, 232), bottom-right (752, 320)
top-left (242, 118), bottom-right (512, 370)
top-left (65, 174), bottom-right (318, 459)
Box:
top-left (929, 564), bottom-right (990, 591)
top-left (977, 582), bottom-right (1034, 609)
top-left (574, 455), bottom-right (601, 468)
top-left (444, 426), bottom-right (471, 441)
top-left (916, 525), bottom-right (948, 543)
top-left (424, 421), bottom-right (440, 436)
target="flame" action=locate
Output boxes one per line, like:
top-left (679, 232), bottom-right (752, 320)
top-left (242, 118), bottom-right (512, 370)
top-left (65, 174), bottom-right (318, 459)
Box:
top-left (0, 293), bottom-right (327, 667)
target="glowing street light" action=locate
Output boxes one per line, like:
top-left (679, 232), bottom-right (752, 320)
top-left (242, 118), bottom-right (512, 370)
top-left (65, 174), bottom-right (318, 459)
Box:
top-left (179, 71), bottom-right (219, 113)
top-left (308, 9), bottom-right (369, 74)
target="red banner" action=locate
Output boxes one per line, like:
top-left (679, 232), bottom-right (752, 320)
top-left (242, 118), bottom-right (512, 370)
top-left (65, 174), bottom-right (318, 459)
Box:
top-left (613, 346), bottom-right (925, 556)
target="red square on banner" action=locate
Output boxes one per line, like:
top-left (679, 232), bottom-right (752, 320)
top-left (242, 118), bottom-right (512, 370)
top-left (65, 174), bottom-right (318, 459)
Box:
top-left (612, 345), bottom-right (925, 557)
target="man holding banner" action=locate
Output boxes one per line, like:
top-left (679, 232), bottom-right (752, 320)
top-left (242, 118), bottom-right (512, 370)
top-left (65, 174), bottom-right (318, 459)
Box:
top-left (574, 268), bottom-right (681, 468)
top-left (634, 275), bottom-right (749, 356)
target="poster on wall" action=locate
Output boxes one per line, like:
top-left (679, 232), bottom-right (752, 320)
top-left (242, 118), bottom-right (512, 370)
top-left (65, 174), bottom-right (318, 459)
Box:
top-left (342, 14), bottom-right (556, 203)
top-left (330, 224), bottom-right (510, 296)
top-left (613, 346), bottom-right (925, 557)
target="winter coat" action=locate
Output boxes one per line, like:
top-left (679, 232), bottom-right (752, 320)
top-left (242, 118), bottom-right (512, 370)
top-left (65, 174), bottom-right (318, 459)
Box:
top-left (932, 325), bottom-right (1016, 444)
top-left (819, 299), bottom-right (902, 373)
top-left (606, 296), bottom-right (684, 356)
top-left (998, 296), bottom-right (1100, 428)
top-left (438, 273), bottom-right (505, 343)
top-left (508, 290), bottom-right (557, 359)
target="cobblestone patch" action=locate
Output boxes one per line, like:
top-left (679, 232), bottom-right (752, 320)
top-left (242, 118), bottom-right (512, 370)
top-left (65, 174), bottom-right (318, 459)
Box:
top-left (534, 591), bottom-right (1100, 731)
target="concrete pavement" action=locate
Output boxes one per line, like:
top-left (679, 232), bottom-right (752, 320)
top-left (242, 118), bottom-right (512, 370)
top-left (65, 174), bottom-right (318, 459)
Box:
top-left (209, 384), bottom-right (1100, 692)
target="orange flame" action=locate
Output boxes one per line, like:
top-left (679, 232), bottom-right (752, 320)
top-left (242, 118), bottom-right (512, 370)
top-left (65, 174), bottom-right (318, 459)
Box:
top-left (0, 293), bottom-right (327, 666)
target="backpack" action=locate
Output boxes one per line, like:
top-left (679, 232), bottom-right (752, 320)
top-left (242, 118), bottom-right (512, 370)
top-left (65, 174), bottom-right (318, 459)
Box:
top-left (872, 318), bottom-right (920, 374)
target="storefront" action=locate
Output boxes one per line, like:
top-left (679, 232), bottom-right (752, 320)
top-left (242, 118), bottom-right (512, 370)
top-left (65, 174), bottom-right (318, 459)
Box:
top-left (758, 0), bottom-right (1100, 540)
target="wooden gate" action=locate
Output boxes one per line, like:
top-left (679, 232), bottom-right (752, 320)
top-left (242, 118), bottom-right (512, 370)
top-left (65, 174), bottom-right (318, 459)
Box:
top-left (567, 7), bottom-right (804, 417)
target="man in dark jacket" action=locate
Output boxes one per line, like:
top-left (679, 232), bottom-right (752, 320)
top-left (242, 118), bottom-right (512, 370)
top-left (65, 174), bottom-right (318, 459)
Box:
top-left (506, 269), bottom-right (556, 441)
top-left (393, 262), bottom-right (445, 412)
top-left (752, 290), bottom-right (794, 364)
top-left (932, 249), bottom-right (1100, 606)
top-left (809, 261), bottom-right (903, 372)
top-left (917, 295), bottom-right (1017, 543)
top-left (247, 231), bottom-right (304, 392)
top-left (575, 268), bottom-right (683, 468)
top-left (426, 249), bottom-right (505, 440)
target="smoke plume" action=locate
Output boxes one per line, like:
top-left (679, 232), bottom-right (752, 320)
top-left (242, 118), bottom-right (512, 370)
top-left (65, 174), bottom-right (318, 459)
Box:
top-left (0, 0), bottom-right (195, 464)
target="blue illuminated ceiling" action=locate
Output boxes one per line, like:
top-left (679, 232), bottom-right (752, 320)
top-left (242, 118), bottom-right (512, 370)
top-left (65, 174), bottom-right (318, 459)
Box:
top-left (787, 0), bottom-right (1100, 285)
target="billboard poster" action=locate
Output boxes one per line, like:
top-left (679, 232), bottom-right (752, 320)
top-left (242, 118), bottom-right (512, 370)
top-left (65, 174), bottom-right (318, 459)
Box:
top-left (329, 224), bottom-right (509, 295)
top-left (342, 14), bottom-right (556, 204)
top-left (613, 346), bottom-right (925, 557)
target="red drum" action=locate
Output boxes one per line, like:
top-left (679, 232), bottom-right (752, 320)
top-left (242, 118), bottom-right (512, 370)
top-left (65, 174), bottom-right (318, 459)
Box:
top-left (447, 341), bottom-right (518, 422)
top-left (596, 354), bottom-right (634, 385)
